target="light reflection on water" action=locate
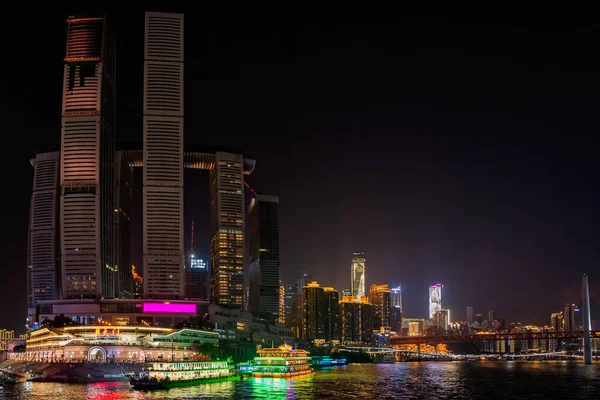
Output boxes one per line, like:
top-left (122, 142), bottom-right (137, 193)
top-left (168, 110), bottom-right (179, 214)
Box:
top-left (2, 361), bottom-right (599, 399)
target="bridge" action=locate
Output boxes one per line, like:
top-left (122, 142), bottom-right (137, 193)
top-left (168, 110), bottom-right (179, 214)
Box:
top-left (391, 331), bottom-right (600, 345)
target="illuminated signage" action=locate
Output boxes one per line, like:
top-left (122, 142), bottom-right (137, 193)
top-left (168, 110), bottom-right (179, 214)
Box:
top-left (143, 302), bottom-right (197, 313)
top-left (95, 328), bottom-right (120, 336)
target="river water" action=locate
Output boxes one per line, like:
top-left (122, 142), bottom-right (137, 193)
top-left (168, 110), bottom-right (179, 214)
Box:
top-left (2, 361), bottom-right (599, 399)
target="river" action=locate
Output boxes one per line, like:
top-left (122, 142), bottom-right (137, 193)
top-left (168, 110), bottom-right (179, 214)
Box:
top-left (1, 361), bottom-right (599, 399)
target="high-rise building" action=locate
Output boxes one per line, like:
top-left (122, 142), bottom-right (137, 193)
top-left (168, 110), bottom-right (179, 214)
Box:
top-left (302, 282), bottom-right (325, 341)
top-left (143, 12), bottom-right (185, 299)
top-left (28, 152), bottom-right (60, 307)
top-left (279, 283), bottom-right (285, 324)
top-left (563, 303), bottom-right (576, 331)
top-left (369, 284), bottom-right (391, 332)
top-left (283, 282), bottom-right (295, 322)
top-left (340, 295), bottom-right (374, 345)
top-left (550, 312), bottom-right (563, 332)
top-left (185, 256), bottom-right (208, 299)
top-left (488, 309), bottom-right (496, 323)
top-left (390, 306), bottom-right (402, 334)
top-left (391, 285), bottom-right (402, 312)
top-left (323, 287), bottom-right (341, 342)
top-left (248, 195), bottom-right (280, 321)
top-left (210, 152), bottom-right (245, 307)
top-left (466, 306), bottom-right (474, 325)
top-left (60, 15), bottom-right (116, 299)
top-left (428, 284), bottom-right (443, 318)
top-left (433, 309), bottom-right (450, 331)
top-left (114, 151), bottom-right (133, 298)
top-left (351, 252), bottom-right (366, 301)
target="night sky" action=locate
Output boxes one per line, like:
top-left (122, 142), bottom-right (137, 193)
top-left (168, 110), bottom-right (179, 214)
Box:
top-left (1, 6), bottom-right (599, 333)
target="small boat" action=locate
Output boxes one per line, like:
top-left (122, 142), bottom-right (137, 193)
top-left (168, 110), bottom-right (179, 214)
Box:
top-left (311, 355), bottom-right (348, 367)
top-left (252, 344), bottom-right (312, 378)
top-left (130, 359), bottom-right (239, 390)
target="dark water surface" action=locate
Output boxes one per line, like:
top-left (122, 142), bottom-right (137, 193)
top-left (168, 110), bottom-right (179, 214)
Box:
top-left (1, 362), bottom-right (599, 399)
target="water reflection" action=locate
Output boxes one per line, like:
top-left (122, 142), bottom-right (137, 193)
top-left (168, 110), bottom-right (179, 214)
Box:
top-left (2, 362), bottom-right (599, 399)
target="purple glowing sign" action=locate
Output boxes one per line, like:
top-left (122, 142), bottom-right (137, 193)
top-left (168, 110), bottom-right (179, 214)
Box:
top-left (142, 303), bottom-right (197, 313)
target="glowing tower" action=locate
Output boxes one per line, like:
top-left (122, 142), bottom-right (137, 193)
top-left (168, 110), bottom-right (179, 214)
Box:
top-left (351, 252), bottom-right (366, 301)
top-left (429, 284), bottom-right (442, 319)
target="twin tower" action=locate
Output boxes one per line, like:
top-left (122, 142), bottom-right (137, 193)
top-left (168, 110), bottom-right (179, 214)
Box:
top-left (27, 13), bottom-right (254, 309)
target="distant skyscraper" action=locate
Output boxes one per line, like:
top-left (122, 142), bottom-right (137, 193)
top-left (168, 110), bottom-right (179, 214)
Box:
top-left (488, 309), bottom-right (496, 323)
top-left (433, 309), bottom-right (450, 331)
top-left (60, 15), bottom-right (116, 299)
top-left (351, 252), bottom-right (366, 301)
top-left (429, 284), bottom-right (443, 319)
top-left (550, 312), bottom-right (563, 332)
top-left (27, 152), bottom-right (60, 307)
top-left (283, 282), bottom-right (295, 322)
top-left (248, 195), bottom-right (280, 322)
top-left (132, 265), bottom-right (143, 299)
top-left (323, 287), bottom-right (341, 342)
top-left (370, 284), bottom-right (391, 331)
top-left (340, 295), bottom-right (374, 345)
top-left (466, 306), bottom-right (474, 325)
top-left (114, 151), bottom-right (133, 298)
top-left (391, 285), bottom-right (402, 312)
top-left (563, 303), bottom-right (576, 331)
top-left (185, 256), bottom-right (208, 299)
top-left (210, 152), bottom-right (245, 307)
top-left (143, 12), bottom-right (185, 299)
top-left (279, 283), bottom-right (285, 324)
top-left (302, 282), bottom-right (326, 341)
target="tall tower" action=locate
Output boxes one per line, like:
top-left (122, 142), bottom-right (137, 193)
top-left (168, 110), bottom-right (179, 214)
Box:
top-left (391, 285), bottom-right (402, 311)
top-left (209, 152), bottom-right (245, 307)
top-left (143, 12), bottom-right (185, 299)
top-left (351, 252), bottom-right (366, 301)
top-left (370, 284), bottom-right (391, 331)
top-left (114, 151), bottom-right (134, 298)
top-left (60, 16), bottom-right (115, 299)
top-left (429, 284), bottom-right (442, 318)
top-left (563, 303), bottom-right (576, 331)
top-left (302, 282), bottom-right (326, 341)
top-left (248, 195), bottom-right (280, 321)
top-left (28, 152), bottom-right (60, 306)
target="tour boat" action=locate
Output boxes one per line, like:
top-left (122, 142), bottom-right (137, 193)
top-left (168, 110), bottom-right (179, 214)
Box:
top-left (130, 359), bottom-right (239, 389)
top-left (252, 344), bottom-right (312, 378)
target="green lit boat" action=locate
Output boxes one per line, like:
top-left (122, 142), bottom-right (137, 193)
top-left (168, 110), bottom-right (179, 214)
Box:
top-left (130, 359), bottom-right (239, 390)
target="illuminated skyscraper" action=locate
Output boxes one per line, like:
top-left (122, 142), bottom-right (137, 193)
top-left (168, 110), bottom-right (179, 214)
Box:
top-left (391, 285), bottom-right (402, 311)
top-left (60, 15), bottom-right (116, 299)
top-left (351, 252), bottom-right (366, 301)
top-left (429, 284), bottom-right (443, 319)
top-left (466, 306), bottom-right (474, 325)
top-left (563, 303), bottom-right (576, 331)
top-left (248, 195), bottom-right (280, 321)
top-left (143, 12), bottom-right (185, 299)
top-left (369, 284), bottom-right (391, 331)
top-left (210, 152), bottom-right (245, 307)
top-left (550, 312), bottom-right (563, 332)
top-left (28, 152), bottom-right (60, 307)
top-left (114, 151), bottom-right (134, 298)
top-left (279, 283), bottom-right (286, 324)
top-left (323, 287), bottom-right (341, 342)
top-left (185, 256), bottom-right (208, 299)
top-left (302, 282), bottom-right (326, 341)
top-left (340, 295), bottom-right (374, 345)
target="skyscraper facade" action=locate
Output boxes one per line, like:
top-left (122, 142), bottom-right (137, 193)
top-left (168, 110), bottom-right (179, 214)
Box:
top-left (185, 256), bottom-right (208, 299)
top-left (302, 282), bottom-right (325, 341)
top-left (369, 284), bottom-right (391, 332)
top-left (391, 285), bottom-right (402, 311)
top-left (351, 252), bottom-right (366, 301)
top-left (340, 295), bottom-right (374, 345)
top-left (28, 152), bottom-right (60, 307)
top-left (210, 152), bottom-right (245, 307)
top-left (60, 16), bottom-right (116, 299)
top-left (114, 151), bottom-right (133, 298)
top-left (428, 284), bottom-right (443, 319)
top-left (466, 306), bottom-right (474, 325)
top-left (248, 195), bottom-right (280, 321)
top-left (143, 12), bottom-right (185, 299)
top-left (563, 303), bottom-right (576, 331)
top-left (323, 287), bottom-right (341, 342)
top-left (550, 312), bottom-right (563, 331)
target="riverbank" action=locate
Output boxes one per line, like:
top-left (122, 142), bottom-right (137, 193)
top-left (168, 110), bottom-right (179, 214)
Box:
top-left (0, 360), bottom-right (142, 382)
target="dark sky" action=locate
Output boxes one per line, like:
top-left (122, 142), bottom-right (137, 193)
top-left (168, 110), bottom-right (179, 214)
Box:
top-left (1, 5), bottom-right (599, 333)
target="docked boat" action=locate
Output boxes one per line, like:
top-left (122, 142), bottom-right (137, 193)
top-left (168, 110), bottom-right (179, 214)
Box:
top-left (252, 344), bottom-right (312, 378)
top-left (311, 355), bottom-right (348, 367)
top-left (130, 359), bottom-right (239, 389)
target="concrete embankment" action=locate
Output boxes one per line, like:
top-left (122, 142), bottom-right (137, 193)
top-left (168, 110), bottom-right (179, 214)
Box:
top-left (0, 360), bottom-right (143, 382)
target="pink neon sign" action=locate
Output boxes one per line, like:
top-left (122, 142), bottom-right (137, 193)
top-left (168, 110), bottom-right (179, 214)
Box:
top-left (142, 303), bottom-right (197, 313)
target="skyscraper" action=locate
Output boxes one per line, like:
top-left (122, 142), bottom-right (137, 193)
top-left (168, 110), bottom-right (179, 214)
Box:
top-left (391, 285), bottom-right (402, 311)
top-left (210, 152), bottom-right (245, 307)
top-left (143, 12), bottom-right (185, 299)
top-left (369, 284), bottom-right (391, 332)
top-left (429, 284), bottom-right (443, 319)
top-left (466, 306), bottom-right (474, 325)
top-left (351, 252), bottom-right (366, 301)
top-left (28, 152), bottom-right (60, 307)
top-left (114, 151), bottom-right (133, 298)
top-left (563, 303), bottom-right (576, 331)
top-left (340, 295), bottom-right (374, 345)
top-left (323, 287), bottom-right (341, 342)
top-left (302, 282), bottom-right (325, 341)
top-left (248, 195), bottom-right (280, 321)
top-left (60, 15), bottom-right (116, 299)
top-left (550, 312), bottom-right (563, 331)
top-left (488, 309), bottom-right (496, 323)
top-left (185, 256), bottom-right (208, 299)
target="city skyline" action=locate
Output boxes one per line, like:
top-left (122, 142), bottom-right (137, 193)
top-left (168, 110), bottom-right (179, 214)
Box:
top-left (2, 7), bottom-right (600, 332)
